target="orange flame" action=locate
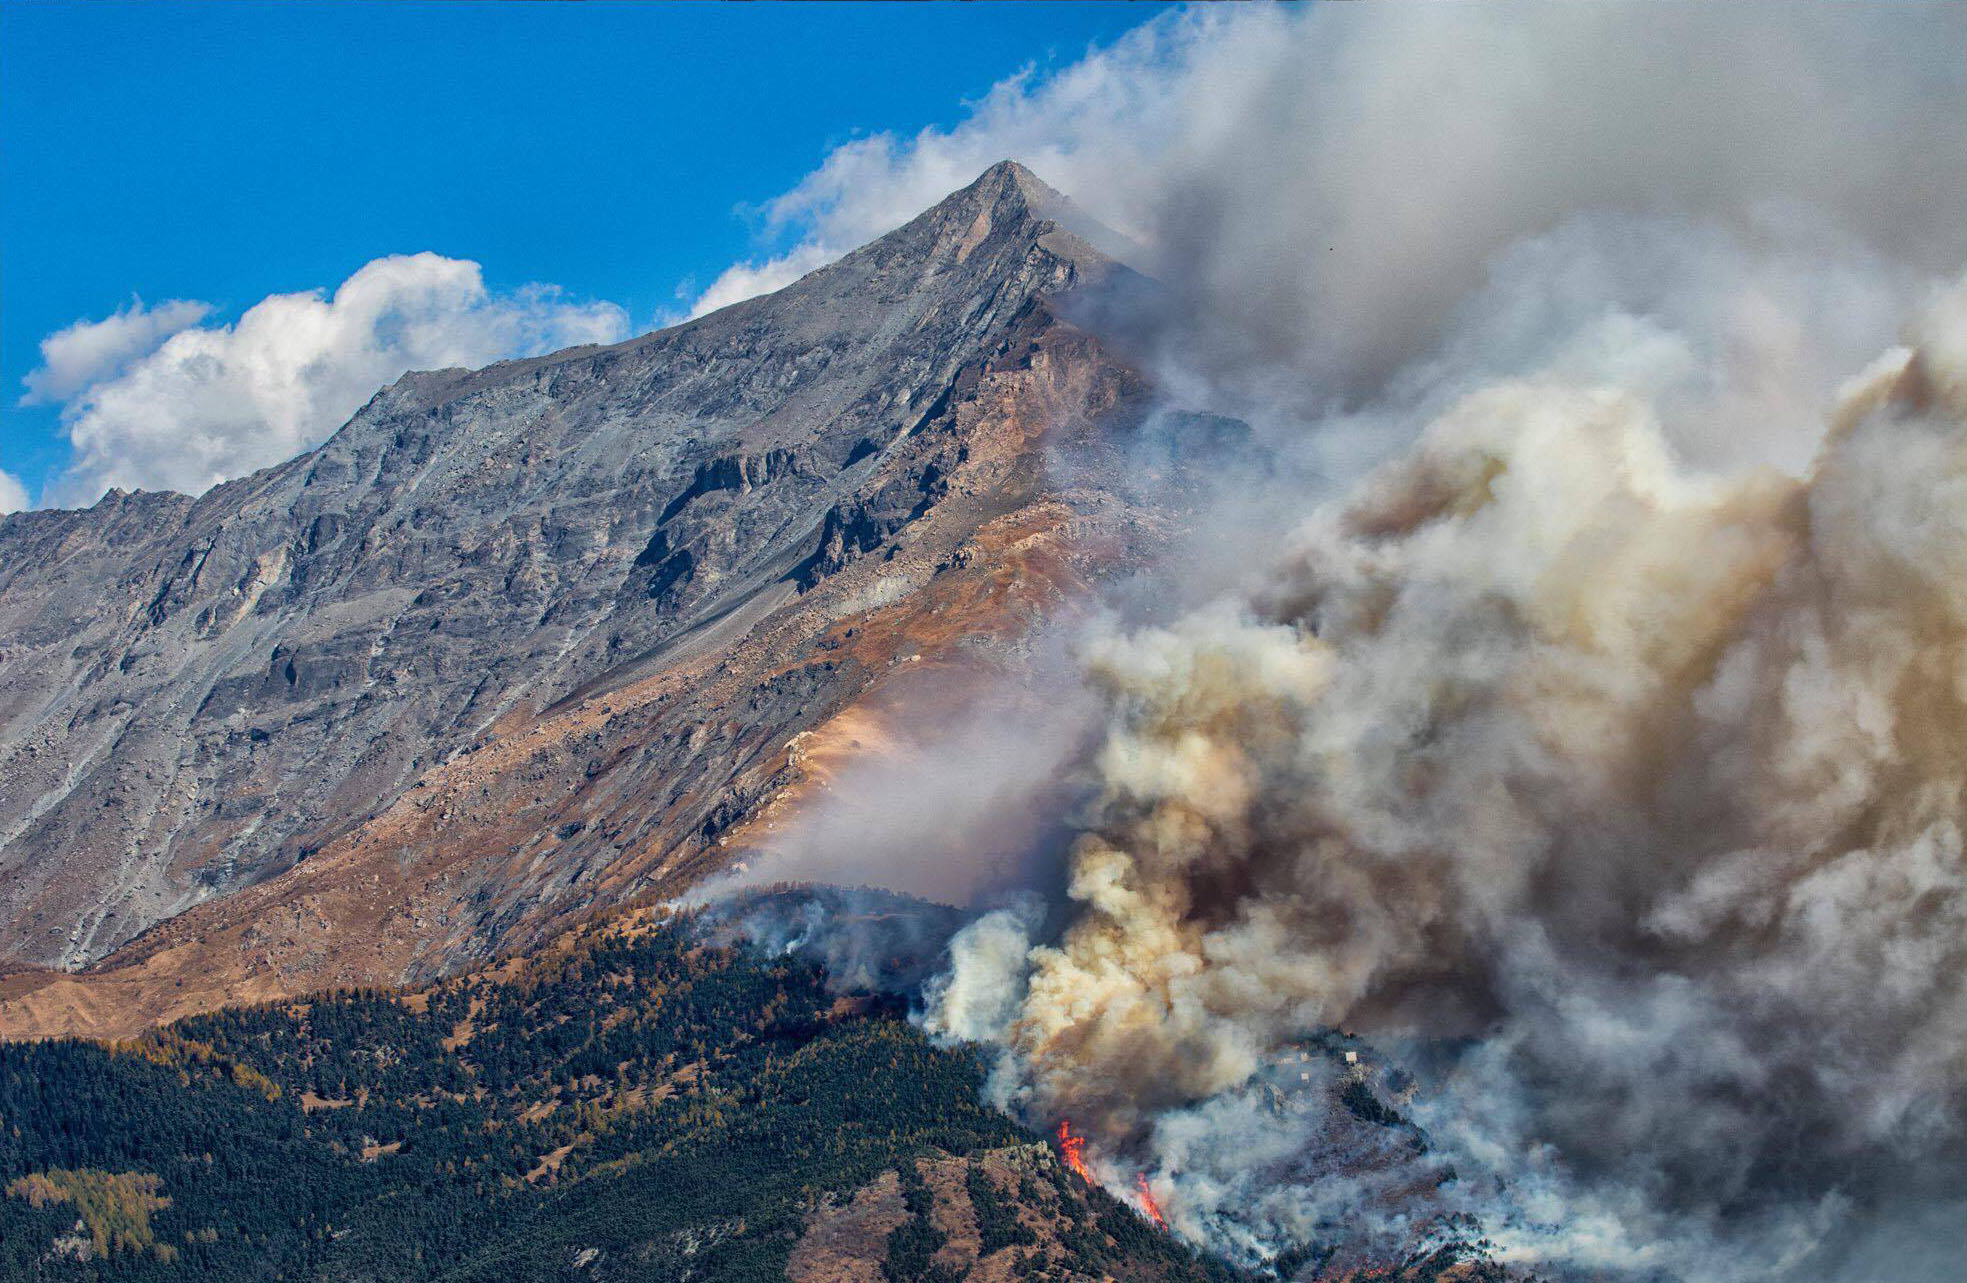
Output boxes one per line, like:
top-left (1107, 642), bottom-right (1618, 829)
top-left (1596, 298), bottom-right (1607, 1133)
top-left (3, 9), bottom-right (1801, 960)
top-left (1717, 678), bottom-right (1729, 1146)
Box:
top-left (1056, 1119), bottom-right (1093, 1182)
top-left (1055, 1121), bottom-right (1169, 1232)
top-left (1135, 1172), bottom-right (1168, 1228)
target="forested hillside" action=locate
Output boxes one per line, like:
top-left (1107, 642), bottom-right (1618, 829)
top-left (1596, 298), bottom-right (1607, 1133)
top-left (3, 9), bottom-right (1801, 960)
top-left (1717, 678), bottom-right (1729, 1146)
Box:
top-left (0, 908), bottom-right (1241, 1282)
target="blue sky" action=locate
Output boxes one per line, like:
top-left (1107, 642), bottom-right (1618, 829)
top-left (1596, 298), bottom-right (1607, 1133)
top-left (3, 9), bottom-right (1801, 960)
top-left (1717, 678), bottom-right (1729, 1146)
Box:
top-left (0, 1), bottom-right (1172, 505)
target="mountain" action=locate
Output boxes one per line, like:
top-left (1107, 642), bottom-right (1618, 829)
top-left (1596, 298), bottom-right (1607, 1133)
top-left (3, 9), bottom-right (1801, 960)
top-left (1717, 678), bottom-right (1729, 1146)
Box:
top-left (0, 162), bottom-right (1152, 1038)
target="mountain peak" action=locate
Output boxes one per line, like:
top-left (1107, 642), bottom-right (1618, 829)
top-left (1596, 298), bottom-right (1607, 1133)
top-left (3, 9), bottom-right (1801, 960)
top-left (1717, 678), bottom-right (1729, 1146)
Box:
top-left (896, 159), bottom-right (1143, 282)
top-left (940, 159), bottom-right (1087, 239)
top-left (968, 158), bottom-right (1066, 212)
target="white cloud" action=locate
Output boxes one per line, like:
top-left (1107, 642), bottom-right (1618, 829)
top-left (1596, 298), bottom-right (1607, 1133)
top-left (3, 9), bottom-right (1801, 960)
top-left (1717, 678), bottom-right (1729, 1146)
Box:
top-left (40, 253), bottom-right (628, 507)
top-left (21, 298), bottom-right (213, 405)
top-left (0, 468), bottom-right (28, 515)
top-left (689, 243), bottom-right (836, 319)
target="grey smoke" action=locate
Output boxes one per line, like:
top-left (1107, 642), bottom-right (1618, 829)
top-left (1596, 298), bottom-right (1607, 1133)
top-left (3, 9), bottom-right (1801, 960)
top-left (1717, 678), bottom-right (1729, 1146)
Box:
top-left (729, 5), bottom-right (1967, 1278)
top-left (696, 884), bottom-right (967, 996)
top-left (932, 266), bottom-right (1967, 1280)
top-left (733, 632), bottom-right (1101, 909)
top-left (711, 4), bottom-right (1965, 419)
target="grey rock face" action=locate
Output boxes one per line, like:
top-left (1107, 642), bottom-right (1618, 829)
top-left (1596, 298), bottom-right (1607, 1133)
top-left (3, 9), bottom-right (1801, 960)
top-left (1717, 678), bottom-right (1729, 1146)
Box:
top-left (0, 162), bottom-right (1131, 970)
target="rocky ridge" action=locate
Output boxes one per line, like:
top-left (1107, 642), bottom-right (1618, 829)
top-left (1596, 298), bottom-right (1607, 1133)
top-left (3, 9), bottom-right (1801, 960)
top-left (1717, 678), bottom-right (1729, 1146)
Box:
top-left (0, 162), bottom-right (1155, 1038)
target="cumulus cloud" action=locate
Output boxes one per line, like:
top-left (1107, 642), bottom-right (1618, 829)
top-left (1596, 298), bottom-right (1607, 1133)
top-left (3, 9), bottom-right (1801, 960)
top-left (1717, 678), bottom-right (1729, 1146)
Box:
top-left (688, 243), bottom-right (836, 319)
top-left (38, 253), bottom-right (627, 507)
top-left (20, 298), bottom-right (213, 406)
top-left (0, 469), bottom-right (28, 515)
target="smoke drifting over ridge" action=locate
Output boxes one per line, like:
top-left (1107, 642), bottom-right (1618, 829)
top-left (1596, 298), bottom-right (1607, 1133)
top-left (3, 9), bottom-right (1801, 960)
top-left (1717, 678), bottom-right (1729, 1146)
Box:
top-left (706, 4), bottom-right (1964, 418)
top-left (716, 4), bottom-right (1967, 1278)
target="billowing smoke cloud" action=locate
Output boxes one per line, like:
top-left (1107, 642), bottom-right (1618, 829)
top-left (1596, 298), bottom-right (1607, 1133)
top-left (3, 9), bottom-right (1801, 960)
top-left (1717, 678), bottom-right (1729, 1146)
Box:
top-left (33, 253), bottom-right (627, 508)
top-left (929, 272), bottom-right (1967, 1279)
top-left (690, 4), bottom-right (1965, 410)
top-left (669, 4), bottom-right (1967, 1278)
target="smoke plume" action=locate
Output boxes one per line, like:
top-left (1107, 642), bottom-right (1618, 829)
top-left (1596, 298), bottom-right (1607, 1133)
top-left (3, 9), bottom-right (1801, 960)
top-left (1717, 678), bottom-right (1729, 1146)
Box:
top-left (930, 273), bottom-right (1967, 1277)
top-left (703, 4), bottom-right (1965, 416)
top-left (712, 4), bottom-right (1967, 1277)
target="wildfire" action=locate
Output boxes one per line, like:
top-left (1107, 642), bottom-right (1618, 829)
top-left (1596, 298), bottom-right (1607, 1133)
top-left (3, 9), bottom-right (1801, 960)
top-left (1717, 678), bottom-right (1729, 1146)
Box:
top-left (1135, 1172), bottom-right (1168, 1229)
top-left (1056, 1121), bottom-right (1170, 1232)
top-left (1056, 1119), bottom-right (1093, 1182)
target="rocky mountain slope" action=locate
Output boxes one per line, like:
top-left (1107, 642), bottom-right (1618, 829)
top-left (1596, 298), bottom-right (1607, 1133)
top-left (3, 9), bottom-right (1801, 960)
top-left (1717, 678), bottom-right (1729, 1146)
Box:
top-left (0, 162), bottom-right (1154, 1038)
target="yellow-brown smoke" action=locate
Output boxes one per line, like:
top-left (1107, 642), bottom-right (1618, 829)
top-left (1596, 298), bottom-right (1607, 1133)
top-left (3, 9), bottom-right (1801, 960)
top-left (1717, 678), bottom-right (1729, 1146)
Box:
top-left (932, 274), bottom-right (1967, 1277)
